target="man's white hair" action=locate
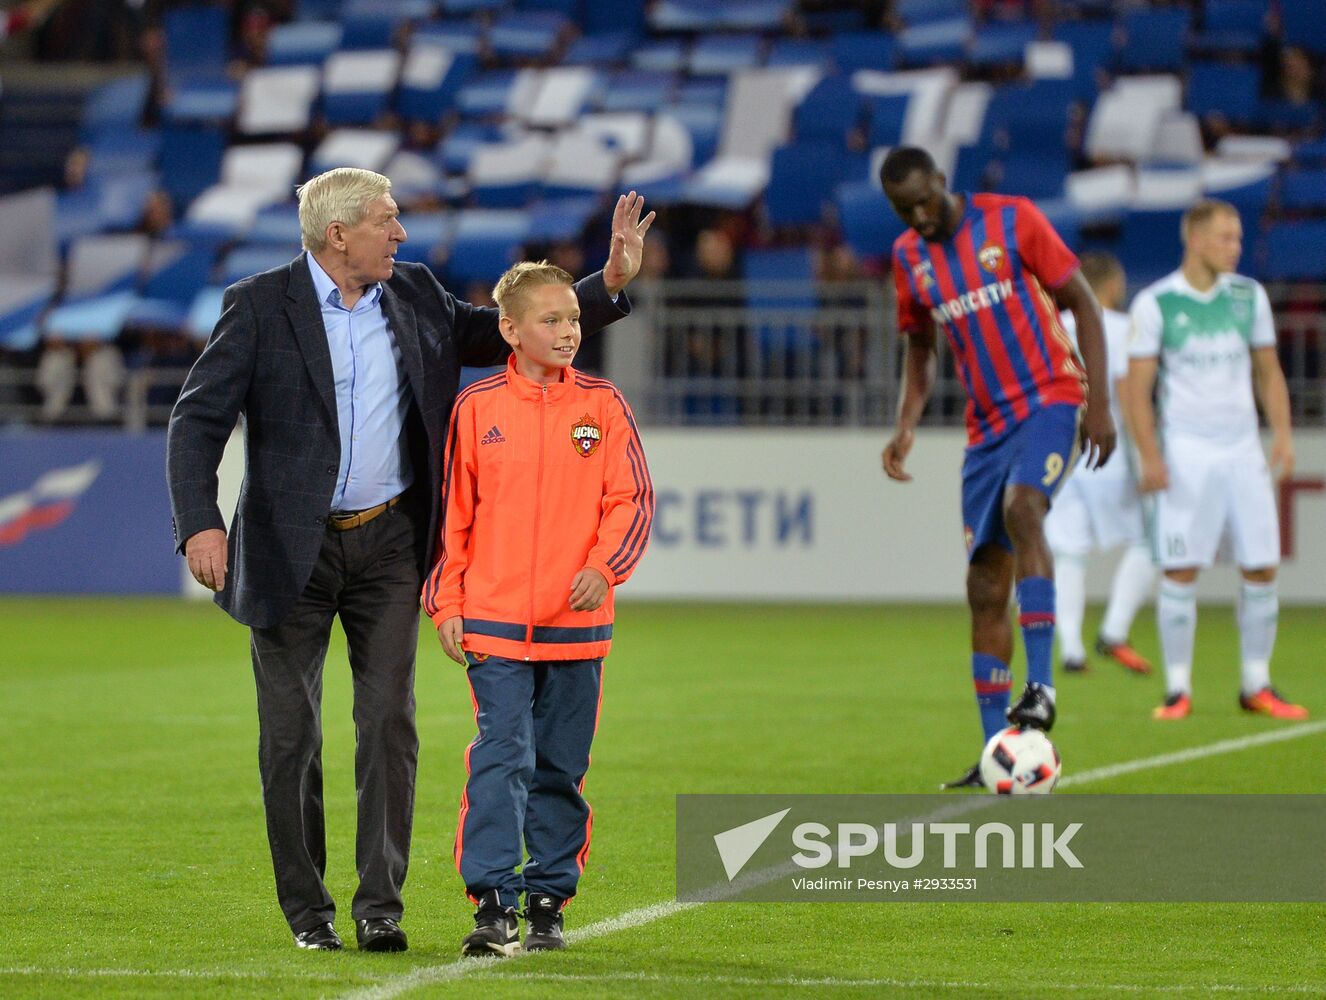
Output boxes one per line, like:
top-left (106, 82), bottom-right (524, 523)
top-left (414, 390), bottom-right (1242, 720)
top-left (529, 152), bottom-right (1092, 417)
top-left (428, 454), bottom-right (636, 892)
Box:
top-left (296, 167), bottom-right (392, 253)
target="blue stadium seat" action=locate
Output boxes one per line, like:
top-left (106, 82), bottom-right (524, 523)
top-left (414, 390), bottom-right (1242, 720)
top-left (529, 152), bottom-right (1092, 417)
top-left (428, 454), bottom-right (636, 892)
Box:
top-left (676, 78), bottom-right (727, 108)
top-left (631, 39), bottom-right (689, 73)
top-left (1254, 99), bottom-right (1320, 135)
top-left (792, 76), bottom-right (862, 144)
top-left (689, 34), bottom-right (764, 75)
top-left (163, 77), bottom-right (238, 124)
top-left (1191, 0), bottom-right (1264, 52)
top-left (897, 17), bottom-right (971, 66)
top-left (650, 0), bottom-right (789, 31)
top-left (584, 0), bottom-right (643, 35)
top-left (985, 81), bottom-right (1072, 155)
top-left (1260, 222), bottom-right (1326, 280)
top-left (744, 247), bottom-right (817, 356)
top-left (220, 244), bottom-right (304, 286)
top-left (830, 32), bottom-right (895, 73)
top-left (392, 212), bottom-right (452, 265)
top-left (81, 75), bottom-right (150, 131)
top-left (490, 11), bottom-right (568, 59)
top-left (440, 0), bottom-right (506, 11)
top-left (594, 70), bottom-right (676, 112)
top-left (1282, 3), bottom-right (1326, 56)
top-left (247, 204), bottom-right (304, 245)
top-left (835, 181), bottom-right (906, 262)
top-left (435, 121), bottom-right (504, 174)
top-left (159, 125), bottom-right (226, 212)
top-left (1119, 208), bottom-right (1185, 288)
top-left (1212, 176), bottom-right (1272, 224)
top-left (766, 38), bottom-right (832, 69)
top-left (865, 94), bottom-right (909, 148)
top-left (951, 143), bottom-right (993, 192)
top-left (266, 21), bottom-right (344, 65)
top-left (446, 209), bottom-right (532, 285)
top-left (82, 127), bottom-right (161, 179)
top-left (564, 33), bottom-right (634, 64)
top-left (456, 71), bottom-right (518, 118)
top-left (1280, 169), bottom-right (1326, 214)
top-left (1188, 61), bottom-right (1260, 122)
top-left (895, 0), bottom-right (965, 24)
top-left (664, 102), bottom-right (723, 167)
top-left (412, 20), bottom-right (484, 54)
top-left (765, 143), bottom-right (842, 226)
top-left (126, 246), bottom-right (219, 330)
top-left (527, 197), bottom-right (599, 242)
top-left (992, 152), bottom-right (1069, 200)
top-left (1293, 138), bottom-right (1326, 165)
top-left (1119, 8), bottom-right (1191, 72)
top-left (968, 21), bottom-right (1038, 69)
top-left (397, 48), bottom-right (476, 124)
top-left (164, 5), bottom-right (229, 79)
top-left (1053, 21), bottom-right (1115, 100)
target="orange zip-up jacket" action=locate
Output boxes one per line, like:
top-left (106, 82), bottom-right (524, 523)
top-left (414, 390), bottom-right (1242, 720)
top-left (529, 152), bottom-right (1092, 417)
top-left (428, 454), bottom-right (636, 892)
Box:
top-left (422, 356), bottom-right (654, 661)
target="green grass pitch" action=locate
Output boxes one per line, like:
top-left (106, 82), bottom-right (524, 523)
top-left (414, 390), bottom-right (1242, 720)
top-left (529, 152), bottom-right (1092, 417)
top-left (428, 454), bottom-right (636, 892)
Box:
top-left (4, 597), bottom-right (1324, 998)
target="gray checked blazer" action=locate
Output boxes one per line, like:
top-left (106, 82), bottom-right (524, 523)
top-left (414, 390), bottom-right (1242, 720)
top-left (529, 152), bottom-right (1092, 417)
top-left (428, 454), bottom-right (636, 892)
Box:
top-left (166, 253), bottom-right (630, 629)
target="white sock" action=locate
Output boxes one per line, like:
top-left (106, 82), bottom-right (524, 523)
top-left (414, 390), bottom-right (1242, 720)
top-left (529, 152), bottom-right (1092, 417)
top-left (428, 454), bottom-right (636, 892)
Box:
top-left (1238, 579), bottom-right (1278, 696)
top-left (1100, 544), bottom-right (1156, 645)
top-left (1053, 551), bottom-right (1087, 662)
top-left (1157, 579), bottom-right (1196, 696)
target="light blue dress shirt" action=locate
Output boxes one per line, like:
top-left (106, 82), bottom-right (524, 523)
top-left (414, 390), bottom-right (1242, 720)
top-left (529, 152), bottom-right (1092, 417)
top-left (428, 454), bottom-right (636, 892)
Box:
top-left (307, 254), bottom-right (413, 512)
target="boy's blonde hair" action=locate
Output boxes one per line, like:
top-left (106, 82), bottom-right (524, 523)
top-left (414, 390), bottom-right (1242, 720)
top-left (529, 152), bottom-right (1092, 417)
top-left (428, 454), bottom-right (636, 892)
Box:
top-left (493, 260), bottom-right (575, 318)
top-left (296, 167), bottom-right (392, 253)
top-left (1181, 198), bottom-right (1238, 244)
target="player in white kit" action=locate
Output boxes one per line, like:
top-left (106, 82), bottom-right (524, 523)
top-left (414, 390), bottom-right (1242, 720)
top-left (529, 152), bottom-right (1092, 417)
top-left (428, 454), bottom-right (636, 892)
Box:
top-left (1045, 253), bottom-right (1156, 675)
top-left (1125, 199), bottom-right (1306, 720)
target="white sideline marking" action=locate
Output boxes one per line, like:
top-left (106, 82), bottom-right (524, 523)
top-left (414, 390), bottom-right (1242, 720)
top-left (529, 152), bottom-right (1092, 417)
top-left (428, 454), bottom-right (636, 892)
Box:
top-left (483, 970), bottom-right (1324, 994)
top-left (336, 719), bottom-right (1326, 1000)
top-left (1058, 720), bottom-right (1326, 787)
top-left (0, 966), bottom-right (371, 982)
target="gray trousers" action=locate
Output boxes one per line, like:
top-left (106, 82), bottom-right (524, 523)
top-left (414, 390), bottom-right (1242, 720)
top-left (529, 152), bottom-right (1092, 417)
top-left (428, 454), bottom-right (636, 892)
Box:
top-left (249, 500), bottom-right (421, 934)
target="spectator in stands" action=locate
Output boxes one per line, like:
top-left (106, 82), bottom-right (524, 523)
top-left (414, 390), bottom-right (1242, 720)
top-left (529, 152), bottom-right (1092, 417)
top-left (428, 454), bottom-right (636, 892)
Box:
top-left (1263, 45), bottom-right (1324, 135)
top-left (0, 0), bottom-right (63, 43)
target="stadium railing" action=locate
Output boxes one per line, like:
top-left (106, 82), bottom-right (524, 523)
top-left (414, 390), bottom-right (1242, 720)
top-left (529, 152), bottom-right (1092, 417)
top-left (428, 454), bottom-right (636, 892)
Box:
top-left (0, 282), bottom-right (1321, 430)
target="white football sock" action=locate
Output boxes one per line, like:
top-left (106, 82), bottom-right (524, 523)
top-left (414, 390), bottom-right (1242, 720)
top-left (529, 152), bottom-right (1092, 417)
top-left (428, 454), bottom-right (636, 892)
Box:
top-left (1052, 551), bottom-right (1087, 662)
top-left (1100, 544), bottom-right (1156, 646)
top-left (1157, 578), bottom-right (1196, 696)
top-left (1238, 579), bottom-right (1278, 696)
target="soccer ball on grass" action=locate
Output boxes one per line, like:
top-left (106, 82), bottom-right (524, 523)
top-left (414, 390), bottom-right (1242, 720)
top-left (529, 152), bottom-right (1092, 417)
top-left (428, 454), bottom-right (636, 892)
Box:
top-left (978, 726), bottom-right (1061, 794)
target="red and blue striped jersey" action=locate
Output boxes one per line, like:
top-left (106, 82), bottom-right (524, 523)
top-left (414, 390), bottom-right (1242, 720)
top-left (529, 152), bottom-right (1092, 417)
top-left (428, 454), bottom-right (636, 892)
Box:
top-left (892, 193), bottom-right (1085, 446)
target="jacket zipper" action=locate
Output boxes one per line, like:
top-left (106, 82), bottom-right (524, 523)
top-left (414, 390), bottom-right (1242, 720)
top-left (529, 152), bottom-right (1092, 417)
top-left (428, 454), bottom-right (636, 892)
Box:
top-left (525, 384), bottom-right (548, 660)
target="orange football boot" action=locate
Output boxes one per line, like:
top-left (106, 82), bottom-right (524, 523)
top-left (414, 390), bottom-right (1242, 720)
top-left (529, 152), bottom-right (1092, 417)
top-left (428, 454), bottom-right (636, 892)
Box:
top-left (1152, 692), bottom-right (1192, 720)
top-left (1096, 637), bottom-right (1152, 675)
top-left (1239, 687), bottom-right (1309, 720)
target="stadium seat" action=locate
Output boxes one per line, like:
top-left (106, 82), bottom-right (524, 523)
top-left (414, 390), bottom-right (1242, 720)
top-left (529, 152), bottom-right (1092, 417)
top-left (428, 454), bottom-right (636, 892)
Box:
top-left (520, 67), bottom-right (599, 127)
top-left (81, 74), bottom-right (151, 131)
top-left (489, 11), bottom-right (568, 59)
top-left (942, 83), bottom-right (992, 148)
top-left (765, 38), bottom-right (832, 70)
top-left (456, 70), bottom-right (520, 118)
top-left (527, 197), bottom-right (599, 243)
top-left (765, 142), bottom-right (842, 226)
top-left (434, 121), bottom-right (504, 174)
top-left (219, 244), bottom-right (305, 285)
top-left (619, 114), bottom-right (694, 188)
top-left (792, 76), bottom-right (862, 144)
top-left (830, 32), bottom-right (895, 73)
top-left (322, 49), bottom-right (402, 125)
top-left (185, 143), bottom-right (304, 237)
top-left (986, 80), bottom-right (1072, 155)
top-left (897, 17), bottom-right (971, 66)
top-left (1134, 168), bottom-right (1203, 209)
top-left (864, 94), bottom-right (909, 149)
top-left (594, 70), bottom-right (677, 112)
top-left (44, 233), bottom-right (152, 341)
top-left (467, 134), bottom-right (552, 207)
top-left (237, 66), bottom-right (321, 135)
top-left (1260, 221), bottom-right (1326, 279)
top-left (1119, 8), bottom-right (1191, 72)
top-left (412, 19), bottom-right (484, 54)
top-left (246, 204), bottom-right (304, 245)
top-left (1191, 0), bottom-right (1264, 53)
top-left (631, 39), bottom-right (689, 73)
top-left (384, 150), bottom-right (446, 204)
top-left (311, 129), bottom-right (401, 173)
top-left (968, 21), bottom-right (1038, 70)
top-left (1052, 20), bottom-right (1115, 100)
top-left (125, 244), bottom-right (219, 330)
top-left (1280, 169), bottom-right (1326, 214)
top-left (689, 35), bottom-right (764, 75)
top-left (1188, 61), bottom-right (1260, 123)
top-left (564, 33), bottom-right (634, 64)
top-left (992, 151), bottom-right (1069, 200)
top-left (1025, 41), bottom-right (1074, 81)
top-left (396, 42), bottom-right (476, 123)
top-left (1149, 111), bottom-right (1205, 166)
top-left (163, 5), bottom-right (229, 79)
top-left (392, 211), bottom-right (453, 265)
top-left (664, 102), bottom-right (724, 167)
top-left (158, 125), bottom-right (226, 211)
top-left (266, 21), bottom-right (344, 65)
top-left (185, 286), bottom-right (226, 341)
top-left (446, 209), bottom-right (533, 285)
top-left (163, 77), bottom-right (238, 124)
top-left (894, 0), bottom-right (965, 24)
top-left (835, 180), bottom-right (906, 262)
top-left (744, 247), bottom-right (816, 356)
top-left (650, 0), bottom-right (789, 32)
top-left (1119, 208), bottom-right (1186, 287)
top-left (1281, 4), bottom-right (1326, 56)
top-left (542, 128), bottom-right (624, 199)
top-left (1085, 75), bottom-right (1183, 162)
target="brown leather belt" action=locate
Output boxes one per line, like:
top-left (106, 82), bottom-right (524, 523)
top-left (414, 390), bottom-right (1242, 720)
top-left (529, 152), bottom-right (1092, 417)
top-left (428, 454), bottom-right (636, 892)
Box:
top-left (327, 495), bottom-right (400, 532)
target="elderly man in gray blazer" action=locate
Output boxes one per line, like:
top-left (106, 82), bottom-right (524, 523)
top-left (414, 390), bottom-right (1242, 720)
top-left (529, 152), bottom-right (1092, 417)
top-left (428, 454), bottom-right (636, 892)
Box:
top-left (167, 167), bottom-right (652, 952)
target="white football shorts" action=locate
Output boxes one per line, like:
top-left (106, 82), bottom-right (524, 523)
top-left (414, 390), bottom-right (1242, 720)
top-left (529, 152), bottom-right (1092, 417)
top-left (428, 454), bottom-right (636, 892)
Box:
top-left (1151, 431), bottom-right (1280, 570)
top-left (1045, 455), bottom-right (1145, 557)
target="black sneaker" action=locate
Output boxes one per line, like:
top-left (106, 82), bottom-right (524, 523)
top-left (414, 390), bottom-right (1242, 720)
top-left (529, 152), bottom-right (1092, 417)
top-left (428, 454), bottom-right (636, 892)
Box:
top-left (1062, 658), bottom-right (1088, 674)
top-left (941, 762), bottom-right (985, 790)
top-left (460, 890), bottom-right (521, 958)
top-left (522, 892), bottom-right (566, 952)
top-left (1007, 682), bottom-right (1056, 731)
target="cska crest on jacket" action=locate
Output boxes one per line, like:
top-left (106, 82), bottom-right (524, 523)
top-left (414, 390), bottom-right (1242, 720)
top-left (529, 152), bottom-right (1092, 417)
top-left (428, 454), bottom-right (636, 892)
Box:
top-left (571, 414), bottom-right (602, 457)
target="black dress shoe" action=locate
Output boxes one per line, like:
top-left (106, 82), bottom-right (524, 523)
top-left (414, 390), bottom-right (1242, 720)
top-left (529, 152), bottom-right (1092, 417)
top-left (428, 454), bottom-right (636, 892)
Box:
top-left (357, 917), bottom-right (408, 952)
top-left (294, 922), bottom-right (343, 951)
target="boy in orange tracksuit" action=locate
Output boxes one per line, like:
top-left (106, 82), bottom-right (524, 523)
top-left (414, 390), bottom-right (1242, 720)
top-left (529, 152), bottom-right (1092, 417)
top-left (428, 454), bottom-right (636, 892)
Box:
top-left (422, 261), bottom-right (654, 957)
